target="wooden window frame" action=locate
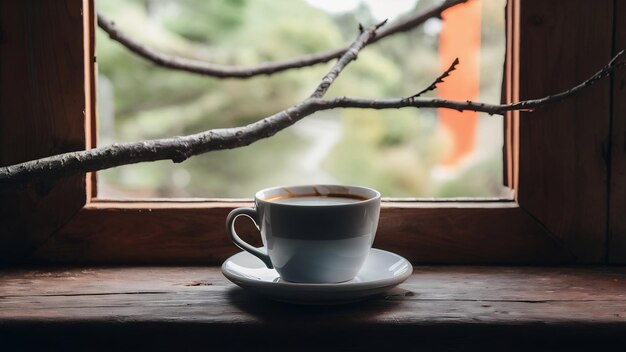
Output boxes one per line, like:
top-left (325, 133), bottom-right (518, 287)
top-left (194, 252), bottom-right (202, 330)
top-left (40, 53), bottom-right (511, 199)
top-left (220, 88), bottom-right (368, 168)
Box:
top-left (2, 0), bottom-right (624, 265)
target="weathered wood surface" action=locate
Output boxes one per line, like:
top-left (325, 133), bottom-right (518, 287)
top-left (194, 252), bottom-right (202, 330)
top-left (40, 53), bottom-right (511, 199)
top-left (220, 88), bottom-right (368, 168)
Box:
top-left (1, 266), bottom-right (626, 351)
top-left (0, 0), bottom-right (87, 260)
top-left (516, 0), bottom-right (613, 262)
top-left (609, 1), bottom-right (626, 263)
top-left (27, 201), bottom-right (573, 265)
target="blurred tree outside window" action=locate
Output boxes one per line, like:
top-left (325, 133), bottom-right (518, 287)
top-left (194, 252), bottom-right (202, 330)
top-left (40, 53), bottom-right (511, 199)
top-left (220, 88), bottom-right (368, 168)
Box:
top-left (96, 0), bottom-right (509, 198)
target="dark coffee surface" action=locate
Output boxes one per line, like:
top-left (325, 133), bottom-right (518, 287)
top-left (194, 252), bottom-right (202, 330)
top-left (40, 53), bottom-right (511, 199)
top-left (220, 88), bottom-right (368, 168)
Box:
top-left (266, 195), bottom-right (366, 205)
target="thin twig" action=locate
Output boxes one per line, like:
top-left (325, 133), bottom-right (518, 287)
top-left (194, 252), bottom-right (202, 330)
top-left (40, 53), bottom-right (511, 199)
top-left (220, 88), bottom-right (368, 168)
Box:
top-left (409, 57), bottom-right (460, 99)
top-left (96, 0), bottom-right (466, 79)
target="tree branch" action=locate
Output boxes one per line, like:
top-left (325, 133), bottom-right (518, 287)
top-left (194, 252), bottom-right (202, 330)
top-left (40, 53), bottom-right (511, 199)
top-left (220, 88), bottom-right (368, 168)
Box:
top-left (1, 47), bottom-right (622, 186)
top-left (0, 23), bottom-right (384, 186)
top-left (324, 50), bottom-right (625, 114)
top-left (97, 0), bottom-right (466, 79)
top-left (310, 20), bottom-right (387, 99)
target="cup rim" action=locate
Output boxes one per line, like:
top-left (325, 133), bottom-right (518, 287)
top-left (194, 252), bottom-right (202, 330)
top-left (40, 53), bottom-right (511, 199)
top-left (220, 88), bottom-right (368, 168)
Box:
top-left (255, 184), bottom-right (381, 207)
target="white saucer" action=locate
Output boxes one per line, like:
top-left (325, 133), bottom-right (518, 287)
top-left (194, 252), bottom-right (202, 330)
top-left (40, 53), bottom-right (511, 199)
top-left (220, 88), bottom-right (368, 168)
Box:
top-left (222, 248), bottom-right (412, 305)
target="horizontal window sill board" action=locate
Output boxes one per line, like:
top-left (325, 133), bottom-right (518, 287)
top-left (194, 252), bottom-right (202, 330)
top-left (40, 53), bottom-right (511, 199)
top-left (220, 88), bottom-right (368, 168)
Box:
top-left (2, 266), bottom-right (626, 350)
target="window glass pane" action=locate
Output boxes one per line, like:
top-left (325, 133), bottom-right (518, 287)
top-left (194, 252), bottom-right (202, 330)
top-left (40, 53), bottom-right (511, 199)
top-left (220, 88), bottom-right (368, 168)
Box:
top-left (96, 0), bottom-right (509, 198)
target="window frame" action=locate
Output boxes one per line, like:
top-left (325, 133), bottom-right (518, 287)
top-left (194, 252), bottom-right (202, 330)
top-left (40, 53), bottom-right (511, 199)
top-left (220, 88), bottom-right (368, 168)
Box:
top-left (3, 0), bottom-right (623, 264)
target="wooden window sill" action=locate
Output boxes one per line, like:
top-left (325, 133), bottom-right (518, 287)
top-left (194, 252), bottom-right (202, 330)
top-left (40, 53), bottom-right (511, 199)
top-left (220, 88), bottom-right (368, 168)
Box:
top-left (2, 266), bottom-right (626, 351)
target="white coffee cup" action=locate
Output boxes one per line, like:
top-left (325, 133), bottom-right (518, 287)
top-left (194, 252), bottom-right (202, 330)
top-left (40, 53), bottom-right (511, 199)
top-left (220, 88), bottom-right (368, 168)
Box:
top-left (226, 185), bottom-right (381, 283)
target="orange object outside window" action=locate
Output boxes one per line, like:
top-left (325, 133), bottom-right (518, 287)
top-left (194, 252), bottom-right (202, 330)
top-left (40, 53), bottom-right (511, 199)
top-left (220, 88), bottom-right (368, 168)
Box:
top-left (438, 0), bottom-right (482, 167)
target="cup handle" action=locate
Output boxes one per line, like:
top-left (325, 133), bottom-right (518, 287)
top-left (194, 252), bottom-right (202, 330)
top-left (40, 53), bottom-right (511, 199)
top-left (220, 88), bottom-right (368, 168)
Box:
top-left (226, 207), bottom-right (273, 269)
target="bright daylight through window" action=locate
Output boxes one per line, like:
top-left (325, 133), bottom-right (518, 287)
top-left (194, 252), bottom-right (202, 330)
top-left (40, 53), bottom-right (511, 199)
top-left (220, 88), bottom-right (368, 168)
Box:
top-left (96, 0), bottom-right (508, 198)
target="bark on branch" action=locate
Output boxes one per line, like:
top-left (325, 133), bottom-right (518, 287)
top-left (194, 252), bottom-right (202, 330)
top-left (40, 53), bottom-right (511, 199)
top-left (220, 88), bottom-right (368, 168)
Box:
top-left (0, 40), bottom-right (623, 186)
top-left (97, 0), bottom-right (466, 78)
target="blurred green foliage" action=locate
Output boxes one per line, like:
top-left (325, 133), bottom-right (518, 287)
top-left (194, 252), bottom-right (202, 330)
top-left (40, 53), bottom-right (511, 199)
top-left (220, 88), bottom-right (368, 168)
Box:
top-left (97, 0), bottom-right (507, 198)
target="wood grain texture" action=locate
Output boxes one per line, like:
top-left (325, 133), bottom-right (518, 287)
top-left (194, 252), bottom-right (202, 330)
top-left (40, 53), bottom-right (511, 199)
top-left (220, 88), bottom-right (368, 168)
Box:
top-left (25, 201), bottom-right (574, 265)
top-left (608, 1), bottom-right (626, 262)
top-left (0, 0), bottom-right (87, 260)
top-left (517, 0), bottom-right (613, 262)
top-left (1, 266), bottom-right (626, 351)
top-left (503, 0), bottom-right (520, 190)
top-left (84, 0), bottom-right (98, 200)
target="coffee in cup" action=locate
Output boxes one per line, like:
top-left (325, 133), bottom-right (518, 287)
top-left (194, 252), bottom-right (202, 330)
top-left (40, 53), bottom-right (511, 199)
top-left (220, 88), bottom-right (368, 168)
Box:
top-left (226, 185), bottom-right (381, 283)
